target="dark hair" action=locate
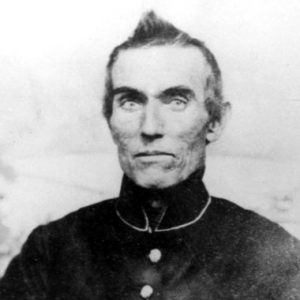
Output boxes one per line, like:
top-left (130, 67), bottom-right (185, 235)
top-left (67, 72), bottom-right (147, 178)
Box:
top-left (103, 11), bottom-right (225, 123)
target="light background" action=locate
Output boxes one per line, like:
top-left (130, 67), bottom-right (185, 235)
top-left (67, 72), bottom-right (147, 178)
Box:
top-left (0, 0), bottom-right (300, 273)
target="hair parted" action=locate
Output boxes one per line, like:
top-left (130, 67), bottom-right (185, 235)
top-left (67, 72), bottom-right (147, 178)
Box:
top-left (103, 11), bottom-right (225, 123)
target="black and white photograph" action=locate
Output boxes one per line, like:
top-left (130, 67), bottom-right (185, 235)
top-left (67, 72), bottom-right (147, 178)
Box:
top-left (0, 0), bottom-right (300, 299)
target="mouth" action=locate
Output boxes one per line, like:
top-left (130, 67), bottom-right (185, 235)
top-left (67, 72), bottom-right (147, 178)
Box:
top-left (135, 151), bottom-right (174, 158)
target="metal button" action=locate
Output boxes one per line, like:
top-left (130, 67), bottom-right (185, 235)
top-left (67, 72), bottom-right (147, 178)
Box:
top-left (140, 285), bottom-right (153, 298)
top-left (149, 249), bottom-right (162, 263)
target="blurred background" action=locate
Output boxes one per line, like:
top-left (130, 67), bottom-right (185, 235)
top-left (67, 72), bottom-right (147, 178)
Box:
top-left (0, 0), bottom-right (300, 276)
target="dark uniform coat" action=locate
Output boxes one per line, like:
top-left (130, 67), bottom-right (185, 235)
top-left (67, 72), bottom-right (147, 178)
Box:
top-left (1, 170), bottom-right (300, 299)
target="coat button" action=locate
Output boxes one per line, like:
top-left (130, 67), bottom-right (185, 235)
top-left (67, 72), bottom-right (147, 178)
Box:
top-left (140, 285), bottom-right (153, 298)
top-left (148, 249), bottom-right (162, 263)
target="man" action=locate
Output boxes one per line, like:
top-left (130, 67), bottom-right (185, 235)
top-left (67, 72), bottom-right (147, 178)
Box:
top-left (0, 11), bottom-right (300, 300)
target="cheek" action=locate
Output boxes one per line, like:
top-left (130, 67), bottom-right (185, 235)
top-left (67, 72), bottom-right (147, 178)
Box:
top-left (172, 115), bottom-right (208, 151)
top-left (109, 114), bottom-right (140, 148)
top-left (179, 129), bottom-right (206, 157)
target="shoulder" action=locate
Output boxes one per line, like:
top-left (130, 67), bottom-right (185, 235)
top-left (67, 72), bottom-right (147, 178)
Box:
top-left (207, 197), bottom-right (300, 297)
top-left (28, 198), bottom-right (118, 246)
top-left (57, 198), bottom-right (116, 223)
top-left (209, 196), bottom-right (300, 266)
top-left (56, 198), bottom-right (117, 225)
top-left (210, 196), bottom-right (299, 242)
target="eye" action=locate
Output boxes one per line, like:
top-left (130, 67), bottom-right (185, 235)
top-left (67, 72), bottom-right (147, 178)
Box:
top-left (168, 97), bottom-right (188, 111)
top-left (120, 98), bottom-right (141, 112)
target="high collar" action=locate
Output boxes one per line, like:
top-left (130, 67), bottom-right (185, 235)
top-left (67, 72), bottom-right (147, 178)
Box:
top-left (115, 169), bottom-right (211, 233)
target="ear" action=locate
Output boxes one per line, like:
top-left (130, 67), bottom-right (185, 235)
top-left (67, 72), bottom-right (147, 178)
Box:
top-left (206, 102), bottom-right (231, 144)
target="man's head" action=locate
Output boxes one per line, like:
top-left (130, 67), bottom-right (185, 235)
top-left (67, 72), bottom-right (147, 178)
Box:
top-left (104, 11), bottom-right (230, 189)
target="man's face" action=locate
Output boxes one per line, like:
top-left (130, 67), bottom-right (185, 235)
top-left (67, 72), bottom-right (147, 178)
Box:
top-left (109, 45), bottom-right (211, 189)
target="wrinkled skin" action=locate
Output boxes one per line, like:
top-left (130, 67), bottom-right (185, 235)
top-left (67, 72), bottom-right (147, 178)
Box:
top-left (109, 45), bottom-right (221, 188)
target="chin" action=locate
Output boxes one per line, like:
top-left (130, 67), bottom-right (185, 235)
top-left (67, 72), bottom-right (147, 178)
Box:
top-left (132, 169), bottom-right (182, 189)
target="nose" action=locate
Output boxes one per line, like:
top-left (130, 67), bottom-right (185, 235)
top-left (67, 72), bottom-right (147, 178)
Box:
top-left (140, 102), bottom-right (164, 141)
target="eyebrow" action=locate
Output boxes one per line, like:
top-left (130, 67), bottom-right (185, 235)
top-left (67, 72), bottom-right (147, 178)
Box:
top-left (112, 85), bottom-right (195, 99)
top-left (159, 86), bottom-right (195, 99)
top-left (112, 86), bottom-right (144, 97)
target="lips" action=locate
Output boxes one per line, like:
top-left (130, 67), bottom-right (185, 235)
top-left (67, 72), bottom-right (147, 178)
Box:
top-left (135, 151), bottom-right (174, 157)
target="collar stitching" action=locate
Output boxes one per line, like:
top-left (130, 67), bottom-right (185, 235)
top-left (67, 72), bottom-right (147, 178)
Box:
top-left (116, 196), bottom-right (211, 233)
top-left (155, 196), bottom-right (211, 232)
top-left (116, 207), bottom-right (149, 232)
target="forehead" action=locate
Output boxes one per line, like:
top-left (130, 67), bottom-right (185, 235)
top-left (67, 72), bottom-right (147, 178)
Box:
top-left (111, 45), bottom-right (208, 94)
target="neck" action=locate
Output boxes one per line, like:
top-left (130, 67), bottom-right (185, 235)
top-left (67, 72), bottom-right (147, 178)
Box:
top-left (116, 168), bottom-right (210, 233)
top-left (120, 168), bottom-right (205, 204)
